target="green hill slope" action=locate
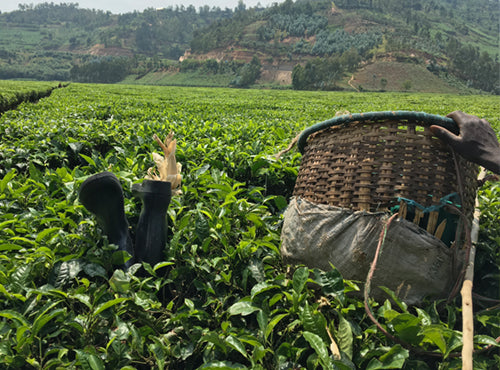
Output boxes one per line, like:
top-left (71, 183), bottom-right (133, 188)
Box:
top-left (186, 0), bottom-right (498, 92)
top-left (0, 3), bottom-right (233, 81)
top-left (0, 0), bottom-right (498, 93)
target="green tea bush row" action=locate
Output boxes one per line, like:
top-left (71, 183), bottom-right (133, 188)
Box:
top-left (0, 81), bottom-right (60, 113)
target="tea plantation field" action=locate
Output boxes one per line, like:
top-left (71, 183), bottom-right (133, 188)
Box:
top-left (0, 82), bottom-right (499, 369)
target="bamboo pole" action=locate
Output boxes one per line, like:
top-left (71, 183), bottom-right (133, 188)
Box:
top-left (460, 266), bottom-right (475, 370)
top-left (461, 169), bottom-right (484, 370)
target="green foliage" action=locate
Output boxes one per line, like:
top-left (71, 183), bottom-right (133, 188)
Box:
top-left (70, 57), bottom-right (132, 84)
top-left (0, 82), bottom-right (498, 368)
top-left (179, 59), bottom-right (243, 76)
top-left (259, 13), bottom-right (328, 40)
top-left (191, 12), bottom-right (254, 53)
top-left (447, 42), bottom-right (500, 93)
top-left (231, 56), bottom-right (262, 88)
top-left (0, 81), bottom-right (58, 112)
top-left (475, 182), bottom-right (500, 299)
top-left (311, 30), bottom-right (382, 57)
top-left (292, 57), bottom-right (344, 91)
top-left (289, 47), bottom-right (364, 90)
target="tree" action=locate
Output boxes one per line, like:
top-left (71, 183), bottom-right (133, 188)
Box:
top-left (292, 57), bottom-right (344, 91)
top-left (70, 57), bottom-right (131, 83)
top-left (232, 56), bottom-right (261, 87)
top-left (340, 48), bottom-right (361, 72)
top-left (292, 64), bottom-right (306, 90)
top-left (236, 0), bottom-right (246, 12)
top-left (380, 78), bottom-right (388, 90)
top-left (135, 22), bottom-right (154, 53)
top-left (402, 80), bottom-right (412, 91)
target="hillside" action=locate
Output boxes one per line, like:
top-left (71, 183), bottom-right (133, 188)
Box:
top-left (0, 0), bottom-right (498, 93)
top-left (0, 3), bottom-right (235, 81)
top-left (186, 0), bottom-right (499, 92)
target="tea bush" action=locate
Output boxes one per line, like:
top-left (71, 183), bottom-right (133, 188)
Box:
top-left (0, 80), bottom-right (59, 113)
top-left (0, 83), bottom-right (498, 369)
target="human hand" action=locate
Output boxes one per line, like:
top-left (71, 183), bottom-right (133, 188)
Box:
top-left (430, 111), bottom-right (500, 174)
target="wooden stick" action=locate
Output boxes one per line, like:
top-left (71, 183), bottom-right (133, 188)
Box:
top-left (461, 168), bottom-right (484, 370)
top-left (413, 208), bottom-right (423, 225)
top-left (427, 211), bottom-right (439, 234)
top-left (398, 200), bottom-right (407, 220)
top-left (461, 278), bottom-right (474, 370)
top-left (325, 325), bottom-right (341, 360)
top-left (434, 219), bottom-right (447, 240)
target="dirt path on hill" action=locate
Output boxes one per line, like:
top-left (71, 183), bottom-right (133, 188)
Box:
top-left (348, 74), bottom-right (359, 91)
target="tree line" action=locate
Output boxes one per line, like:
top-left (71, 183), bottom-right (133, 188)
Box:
top-left (70, 56), bottom-right (262, 86)
top-left (292, 48), bottom-right (362, 90)
top-left (70, 57), bottom-right (131, 83)
top-left (447, 39), bottom-right (499, 93)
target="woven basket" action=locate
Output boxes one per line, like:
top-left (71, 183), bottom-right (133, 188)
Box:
top-left (293, 111), bottom-right (479, 231)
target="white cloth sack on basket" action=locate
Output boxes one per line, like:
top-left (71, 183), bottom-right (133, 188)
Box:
top-left (280, 197), bottom-right (464, 305)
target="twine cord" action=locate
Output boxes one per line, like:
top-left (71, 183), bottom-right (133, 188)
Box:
top-left (363, 213), bottom-right (401, 345)
top-left (363, 213), bottom-right (465, 358)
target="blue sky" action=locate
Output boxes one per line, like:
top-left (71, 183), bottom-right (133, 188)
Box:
top-left (1, 0), bottom-right (281, 14)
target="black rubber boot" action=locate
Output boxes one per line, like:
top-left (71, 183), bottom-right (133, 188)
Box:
top-left (132, 180), bottom-right (171, 266)
top-left (78, 172), bottom-right (135, 268)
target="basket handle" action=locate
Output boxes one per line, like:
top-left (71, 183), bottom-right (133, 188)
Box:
top-left (297, 111), bottom-right (459, 154)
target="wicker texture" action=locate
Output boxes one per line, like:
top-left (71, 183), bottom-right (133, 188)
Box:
top-left (293, 112), bottom-right (479, 220)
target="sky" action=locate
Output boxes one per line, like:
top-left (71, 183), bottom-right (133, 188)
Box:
top-left (0, 0), bottom-right (281, 14)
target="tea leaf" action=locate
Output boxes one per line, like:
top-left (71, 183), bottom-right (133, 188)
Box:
top-left (93, 298), bottom-right (129, 317)
top-left (228, 301), bottom-right (261, 316)
top-left (109, 269), bottom-right (130, 293)
top-left (32, 308), bottom-right (65, 337)
top-left (82, 263), bottom-right (107, 278)
top-left (300, 301), bottom-right (328, 342)
top-left (292, 266), bottom-right (308, 294)
top-left (75, 350), bottom-right (105, 370)
top-left (303, 331), bottom-right (334, 370)
top-left (199, 361), bottom-right (247, 369)
top-left (365, 345), bottom-right (409, 369)
top-left (35, 227), bottom-right (60, 243)
top-left (0, 310), bottom-right (29, 327)
top-left (419, 325), bottom-right (447, 354)
top-left (338, 313), bottom-right (353, 360)
top-left (264, 313), bottom-right (288, 341)
top-left (79, 154), bottom-right (96, 167)
top-left (225, 335), bottom-right (248, 359)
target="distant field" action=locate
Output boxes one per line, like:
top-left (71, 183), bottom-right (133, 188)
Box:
top-left (0, 25), bottom-right (44, 52)
top-left (121, 70), bottom-right (236, 87)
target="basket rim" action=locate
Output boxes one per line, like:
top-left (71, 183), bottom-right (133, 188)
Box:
top-left (297, 111), bottom-right (458, 154)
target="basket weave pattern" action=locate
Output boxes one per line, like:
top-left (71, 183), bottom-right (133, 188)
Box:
top-left (293, 117), bottom-right (478, 218)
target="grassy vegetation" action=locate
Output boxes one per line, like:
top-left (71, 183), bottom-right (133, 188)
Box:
top-left (121, 71), bottom-right (235, 88)
top-left (0, 26), bottom-right (45, 52)
top-left (0, 82), bottom-right (498, 368)
top-left (350, 62), bottom-right (470, 93)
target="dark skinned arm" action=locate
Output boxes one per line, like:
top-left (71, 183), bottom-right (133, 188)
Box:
top-left (430, 111), bottom-right (500, 174)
